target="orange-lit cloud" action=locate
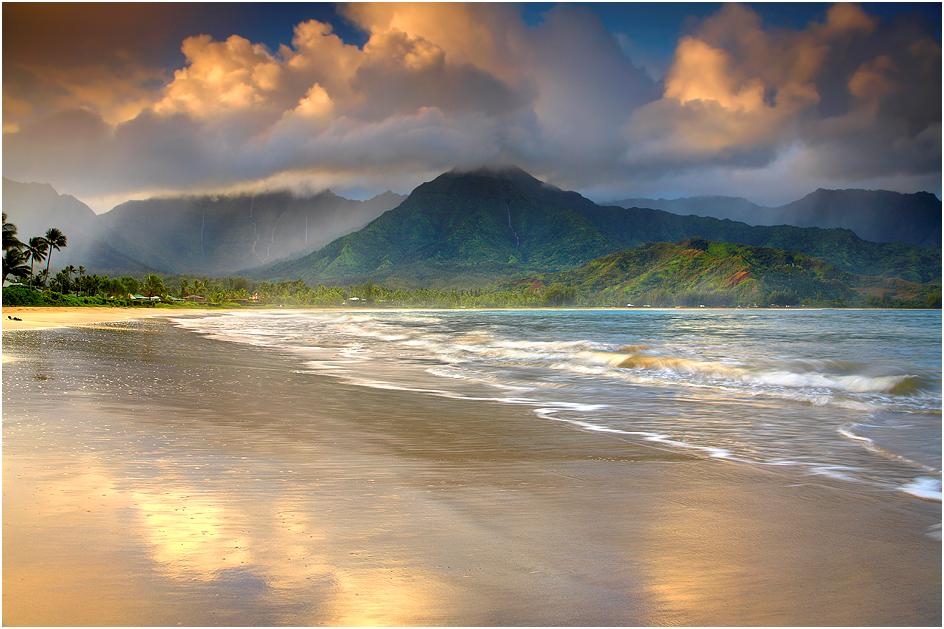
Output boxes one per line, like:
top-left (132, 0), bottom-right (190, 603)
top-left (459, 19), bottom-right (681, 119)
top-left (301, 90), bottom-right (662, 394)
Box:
top-left (623, 2), bottom-right (940, 184)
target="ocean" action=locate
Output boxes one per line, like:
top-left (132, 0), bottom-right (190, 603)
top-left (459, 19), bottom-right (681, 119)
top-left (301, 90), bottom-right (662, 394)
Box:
top-left (173, 308), bottom-right (942, 504)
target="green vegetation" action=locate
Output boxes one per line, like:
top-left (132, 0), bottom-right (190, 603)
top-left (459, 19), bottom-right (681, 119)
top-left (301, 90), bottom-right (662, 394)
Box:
top-left (525, 239), bottom-right (940, 308)
top-left (4, 239), bottom-right (939, 309)
top-left (3, 211), bottom-right (938, 310)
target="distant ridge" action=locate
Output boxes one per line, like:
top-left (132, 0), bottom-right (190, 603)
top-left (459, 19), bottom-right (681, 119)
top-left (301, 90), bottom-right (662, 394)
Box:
top-left (613, 188), bottom-right (942, 246)
top-left (2, 177), bottom-right (405, 276)
top-left (2, 178), bottom-right (152, 273)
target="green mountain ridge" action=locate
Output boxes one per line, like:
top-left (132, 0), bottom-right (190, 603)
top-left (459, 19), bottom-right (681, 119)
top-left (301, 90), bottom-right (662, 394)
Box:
top-left (524, 239), bottom-right (940, 307)
top-left (260, 167), bottom-right (941, 287)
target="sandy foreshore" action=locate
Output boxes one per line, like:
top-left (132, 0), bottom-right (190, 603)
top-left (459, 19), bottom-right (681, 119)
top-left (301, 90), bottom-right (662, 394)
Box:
top-left (0, 306), bottom-right (225, 331)
top-left (3, 317), bottom-right (940, 626)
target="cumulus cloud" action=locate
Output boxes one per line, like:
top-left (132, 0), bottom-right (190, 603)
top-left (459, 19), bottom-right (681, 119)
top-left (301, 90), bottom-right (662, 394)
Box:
top-left (623, 3), bottom-right (940, 185)
top-left (2, 2), bottom-right (939, 208)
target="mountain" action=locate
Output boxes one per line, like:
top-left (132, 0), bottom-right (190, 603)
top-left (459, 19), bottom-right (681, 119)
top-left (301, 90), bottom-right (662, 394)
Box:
top-left (2, 178), bottom-right (151, 273)
top-left (101, 190), bottom-right (404, 275)
top-left (773, 189), bottom-right (942, 246)
top-left (527, 239), bottom-right (940, 308)
top-left (613, 189), bottom-right (942, 246)
top-left (261, 167), bottom-right (940, 286)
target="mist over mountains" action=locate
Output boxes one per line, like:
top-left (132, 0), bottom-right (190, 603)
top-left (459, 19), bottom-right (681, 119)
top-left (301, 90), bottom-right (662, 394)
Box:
top-left (3, 179), bottom-right (403, 275)
top-left (614, 189), bottom-right (942, 247)
top-left (2, 178), bottom-right (152, 273)
top-left (101, 190), bottom-right (404, 275)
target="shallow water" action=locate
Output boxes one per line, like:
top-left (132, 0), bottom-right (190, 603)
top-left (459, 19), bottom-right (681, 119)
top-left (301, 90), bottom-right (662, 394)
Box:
top-left (173, 308), bottom-right (943, 501)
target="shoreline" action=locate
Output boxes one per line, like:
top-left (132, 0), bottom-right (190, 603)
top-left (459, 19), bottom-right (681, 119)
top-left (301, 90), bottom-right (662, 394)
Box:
top-left (3, 304), bottom-right (938, 332)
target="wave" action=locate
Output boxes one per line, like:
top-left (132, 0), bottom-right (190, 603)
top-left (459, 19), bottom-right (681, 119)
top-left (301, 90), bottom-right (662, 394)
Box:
top-left (838, 424), bottom-right (939, 473)
top-left (582, 349), bottom-right (922, 396)
top-left (900, 477), bottom-right (942, 502)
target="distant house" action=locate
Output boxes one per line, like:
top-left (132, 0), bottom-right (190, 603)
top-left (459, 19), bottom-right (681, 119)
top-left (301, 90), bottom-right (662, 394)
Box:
top-left (183, 295), bottom-right (206, 302)
top-left (234, 293), bottom-right (260, 305)
top-left (129, 293), bottom-right (160, 302)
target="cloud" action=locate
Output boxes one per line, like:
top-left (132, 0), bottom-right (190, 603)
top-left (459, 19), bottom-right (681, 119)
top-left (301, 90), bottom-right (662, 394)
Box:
top-left (2, 3), bottom-right (939, 207)
top-left (154, 34), bottom-right (283, 119)
top-left (623, 3), bottom-right (940, 185)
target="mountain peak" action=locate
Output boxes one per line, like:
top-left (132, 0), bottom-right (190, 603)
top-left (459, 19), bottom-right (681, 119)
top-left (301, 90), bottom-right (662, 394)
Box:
top-left (408, 165), bottom-right (552, 201)
top-left (447, 164), bottom-right (542, 184)
top-left (366, 190), bottom-right (407, 205)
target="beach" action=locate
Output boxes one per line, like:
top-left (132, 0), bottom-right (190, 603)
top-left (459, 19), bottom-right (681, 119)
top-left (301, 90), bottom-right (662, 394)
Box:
top-left (0, 306), bottom-right (221, 331)
top-left (3, 310), bottom-right (941, 625)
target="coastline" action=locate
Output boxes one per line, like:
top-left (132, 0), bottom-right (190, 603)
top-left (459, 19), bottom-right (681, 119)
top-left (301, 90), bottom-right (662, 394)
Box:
top-left (2, 305), bottom-right (937, 333)
top-left (3, 318), bottom-right (941, 625)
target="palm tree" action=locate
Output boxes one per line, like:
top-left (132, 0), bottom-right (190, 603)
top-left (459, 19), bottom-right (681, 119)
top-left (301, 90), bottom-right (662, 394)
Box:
top-left (26, 236), bottom-right (49, 288)
top-left (42, 228), bottom-right (67, 286)
top-left (2, 213), bottom-right (22, 253)
top-left (3, 247), bottom-right (30, 284)
top-left (142, 274), bottom-right (166, 298)
top-left (3, 213), bottom-right (28, 285)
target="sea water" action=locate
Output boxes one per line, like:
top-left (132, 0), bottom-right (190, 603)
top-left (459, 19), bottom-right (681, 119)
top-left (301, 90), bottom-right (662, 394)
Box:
top-left (172, 309), bottom-right (942, 502)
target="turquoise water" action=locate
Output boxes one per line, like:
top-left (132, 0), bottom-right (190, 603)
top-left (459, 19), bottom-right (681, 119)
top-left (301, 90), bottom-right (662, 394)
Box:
top-left (173, 309), bottom-right (942, 502)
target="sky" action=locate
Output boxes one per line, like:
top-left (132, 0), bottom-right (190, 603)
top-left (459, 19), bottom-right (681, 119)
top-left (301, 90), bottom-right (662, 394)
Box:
top-left (3, 2), bottom-right (941, 211)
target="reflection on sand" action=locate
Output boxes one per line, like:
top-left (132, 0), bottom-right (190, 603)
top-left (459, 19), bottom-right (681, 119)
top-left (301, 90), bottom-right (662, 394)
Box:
top-left (132, 487), bottom-right (253, 581)
top-left (6, 445), bottom-right (445, 625)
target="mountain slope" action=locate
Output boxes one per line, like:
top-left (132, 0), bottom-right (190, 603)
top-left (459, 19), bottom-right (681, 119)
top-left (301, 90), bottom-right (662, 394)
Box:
top-left (531, 240), bottom-right (854, 306)
top-left (262, 168), bottom-right (940, 286)
top-left (101, 190), bottom-right (403, 275)
top-left (614, 189), bottom-right (942, 246)
top-left (2, 178), bottom-right (151, 273)
top-left (528, 240), bottom-right (940, 307)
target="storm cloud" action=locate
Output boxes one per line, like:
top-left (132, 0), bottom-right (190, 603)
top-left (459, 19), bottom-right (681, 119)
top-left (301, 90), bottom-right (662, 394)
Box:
top-left (2, 3), bottom-right (940, 208)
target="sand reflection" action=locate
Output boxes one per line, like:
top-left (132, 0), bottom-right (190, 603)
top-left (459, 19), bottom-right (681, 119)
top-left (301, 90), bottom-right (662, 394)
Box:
top-left (132, 487), bottom-right (253, 581)
top-left (6, 447), bottom-right (446, 625)
top-left (249, 497), bottom-right (446, 625)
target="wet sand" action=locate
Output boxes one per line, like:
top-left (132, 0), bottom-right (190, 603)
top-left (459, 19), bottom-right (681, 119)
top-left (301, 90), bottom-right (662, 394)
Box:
top-left (3, 319), bottom-right (941, 626)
